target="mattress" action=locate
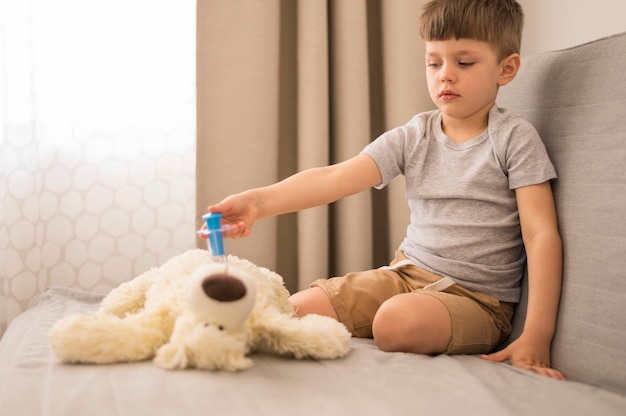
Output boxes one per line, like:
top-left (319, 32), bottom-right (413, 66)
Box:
top-left (1, 286), bottom-right (624, 416)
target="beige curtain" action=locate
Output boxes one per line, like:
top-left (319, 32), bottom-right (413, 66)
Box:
top-left (196, 0), bottom-right (432, 293)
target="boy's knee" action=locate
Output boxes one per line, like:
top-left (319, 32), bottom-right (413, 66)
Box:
top-left (372, 294), bottom-right (452, 355)
top-left (372, 298), bottom-right (410, 352)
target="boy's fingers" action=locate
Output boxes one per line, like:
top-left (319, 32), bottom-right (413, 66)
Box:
top-left (481, 349), bottom-right (508, 363)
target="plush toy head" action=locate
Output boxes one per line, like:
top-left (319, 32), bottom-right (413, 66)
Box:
top-left (156, 262), bottom-right (259, 371)
top-left (48, 250), bottom-right (351, 371)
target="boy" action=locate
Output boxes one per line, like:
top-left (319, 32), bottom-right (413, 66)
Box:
top-left (207, 0), bottom-right (565, 380)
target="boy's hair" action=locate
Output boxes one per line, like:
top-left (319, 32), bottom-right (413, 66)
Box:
top-left (419, 0), bottom-right (524, 60)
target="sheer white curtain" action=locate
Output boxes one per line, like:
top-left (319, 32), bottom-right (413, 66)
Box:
top-left (0, 0), bottom-right (196, 336)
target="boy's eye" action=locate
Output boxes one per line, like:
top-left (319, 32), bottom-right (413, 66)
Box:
top-left (458, 62), bottom-right (475, 67)
top-left (427, 62), bottom-right (441, 68)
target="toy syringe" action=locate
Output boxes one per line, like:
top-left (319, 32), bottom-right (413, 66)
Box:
top-left (197, 212), bottom-right (230, 262)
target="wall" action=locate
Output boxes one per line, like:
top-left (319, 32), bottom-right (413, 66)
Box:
top-left (519, 0), bottom-right (626, 56)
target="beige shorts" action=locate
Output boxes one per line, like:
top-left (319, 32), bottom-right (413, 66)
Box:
top-left (311, 251), bottom-right (514, 355)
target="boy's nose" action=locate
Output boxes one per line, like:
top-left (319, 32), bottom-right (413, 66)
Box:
top-left (439, 64), bottom-right (455, 83)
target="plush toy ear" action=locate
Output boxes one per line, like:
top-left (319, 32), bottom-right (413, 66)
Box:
top-left (219, 354), bottom-right (254, 372)
top-left (154, 342), bottom-right (189, 370)
top-left (190, 339), bottom-right (254, 372)
top-left (153, 315), bottom-right (193, 370)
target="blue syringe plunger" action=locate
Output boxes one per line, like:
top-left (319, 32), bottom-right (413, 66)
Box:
top-left (202, 212), bottom-right (226, 257)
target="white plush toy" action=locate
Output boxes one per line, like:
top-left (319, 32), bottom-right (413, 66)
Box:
top-left (49, 249), bottom-right (351, 371)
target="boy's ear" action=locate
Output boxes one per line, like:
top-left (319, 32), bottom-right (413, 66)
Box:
top-left (498, 53), bottom-right (521, 86)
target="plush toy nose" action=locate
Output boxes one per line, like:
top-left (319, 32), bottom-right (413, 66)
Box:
top-left (202, 274), bottom-right (247, 302)
top-left (186, 262), bottom-right (257, 330)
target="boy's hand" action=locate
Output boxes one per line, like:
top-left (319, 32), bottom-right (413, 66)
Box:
top-left (207, 192), bottom-right (260, 238)
top-left (480, 334), bottom-right (566, 381)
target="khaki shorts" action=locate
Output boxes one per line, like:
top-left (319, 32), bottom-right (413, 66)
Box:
top-left (311, 251), bottom-right (514, 355)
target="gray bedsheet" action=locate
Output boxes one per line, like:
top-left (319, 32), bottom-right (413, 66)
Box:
top-left (1, 287), bottom-right (624, 416)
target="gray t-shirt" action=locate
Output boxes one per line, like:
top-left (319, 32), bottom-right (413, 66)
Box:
top-left (361, 105), bottom-right (556, 302)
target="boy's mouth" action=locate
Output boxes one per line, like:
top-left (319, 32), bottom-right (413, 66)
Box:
top-left (439, 90), bottom-right (459, 100)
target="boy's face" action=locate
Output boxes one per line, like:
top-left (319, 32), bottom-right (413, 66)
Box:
top-left (425, 38), bottom-right (517, 137)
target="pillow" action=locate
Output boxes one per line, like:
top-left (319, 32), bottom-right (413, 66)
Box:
top-left (497, 32), bottom-right (626, 396)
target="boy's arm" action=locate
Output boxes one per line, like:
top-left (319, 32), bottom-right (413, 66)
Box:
top-left (482, 181), bottom-right (565, 381)
top-left (254, 153), bottom-right (382, 217)
top-left (209, 154), bottom-right (382, 237)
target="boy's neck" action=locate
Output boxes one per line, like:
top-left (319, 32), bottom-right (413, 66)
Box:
top-left (441, 112), bottom-right (489, 144)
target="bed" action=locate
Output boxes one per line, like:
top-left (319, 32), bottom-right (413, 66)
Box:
top-left (1, 286), bottom-right (624, 415)
top-left (2, 33), bottom-right (626, 416)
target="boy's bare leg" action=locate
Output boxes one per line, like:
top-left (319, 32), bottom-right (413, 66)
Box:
top-left (290, 289), bottom-right (452, 355)
top-left (372, 293), bottom-right (452, 355)
top-left (289, 287), bottom-right (338, 320)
